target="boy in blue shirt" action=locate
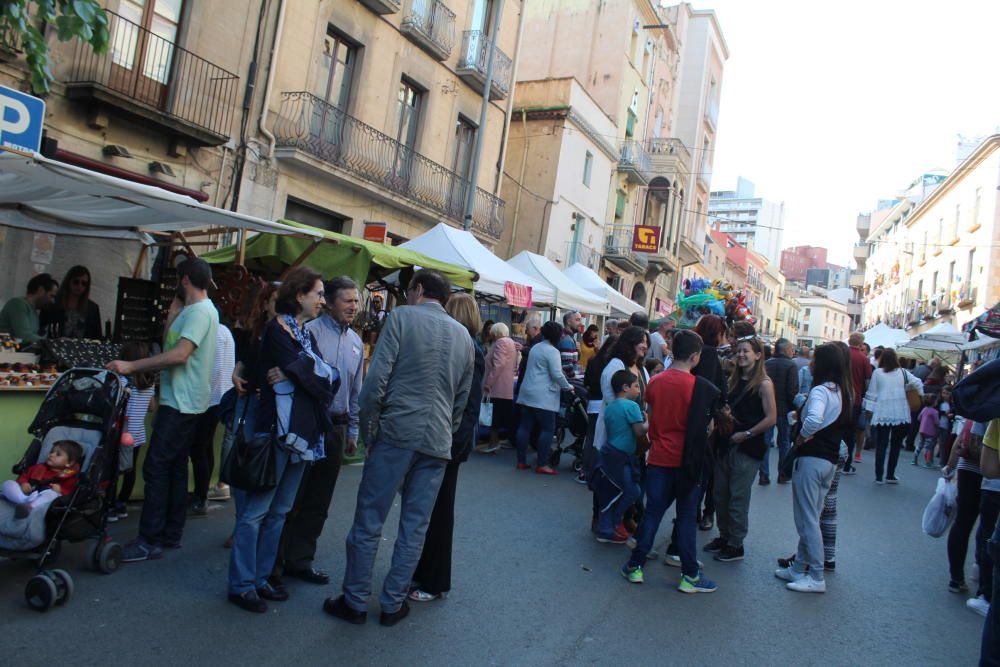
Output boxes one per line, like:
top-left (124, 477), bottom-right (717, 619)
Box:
top-left (596, 370), bottom-right (648, 543)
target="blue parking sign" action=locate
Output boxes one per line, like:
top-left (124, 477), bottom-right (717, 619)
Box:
top-left (0, 85), bottom-right (44, 154)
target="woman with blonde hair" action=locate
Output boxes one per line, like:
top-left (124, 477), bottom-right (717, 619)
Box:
top-left (480, 321), bottom-right (518, 453)
top-left (705, 336), bottom-right (776, 563)
top-left (410, 292), bottom-right (485, 602)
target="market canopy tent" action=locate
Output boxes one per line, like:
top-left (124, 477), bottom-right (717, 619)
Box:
top-left (400, 223), bottom-right (556, 306)
top-left (507, 251), bottom-right (608, 315)
top-left (0, 151), bottom-right (314, 242)
top-left (201, 221), bottom-right (476, 290)
top-left (861, 323), bottom-right (910, 349)
top-left (563, 262), bottom-right (644, 318)
top-left (896, 322), bottom-right (968, 363)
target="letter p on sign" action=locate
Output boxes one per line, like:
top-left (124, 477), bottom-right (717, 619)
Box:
top-left (0, 85), bottom-right (44, 155)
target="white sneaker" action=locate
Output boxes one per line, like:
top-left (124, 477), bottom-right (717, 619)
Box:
top-left (786, 578), bottom-right (826, 593)
top-left (967, 595), bottom-right (990, 617)
top-left (664, 553), bottom-right (704, 568)
top-left (775, 567), bottom-right (805, 583)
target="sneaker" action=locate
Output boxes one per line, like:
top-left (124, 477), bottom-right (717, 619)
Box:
top-left (620, 564), bottom-right (644, 584)
top-left (107, 512), bottom-right (119, 523)
top-left (678, 573), bottom-right (717, 594)
top-left (664, 553), bottom-right (704, 568)
top-left (515, 463), bottom-right (531, 470)
top-left (775, 567), bottom-right (805, 583)
top-left (699, 514), bottom-right (714, 531)
top-left (874, 478), bottom-right (885, 485)
top-left (777, 554), bottom-right (796, 569)
top-left (842, 467), bottom-right (857, 476)
top-left (575, 471), bottom-right (588, 485)
top-left (786, 577), bottom-right (826, 593)
top-left (703, 537), bottom-right (726, 553)
top-left (854, 452), bottom-right (863, 462)
top-left (948, 580), bottom-right (968, 594)
top-left (597, 533), bottom-right (628, 544)
top-left (714, 545), bottom-right (745, 562)
top-left (910, 459), bottom-right (918, 466)
top-left (758, 473), bottom-right (771, 486)
top-left (886, 477), bottom-right (899, 485)
top-left (188, 500), bottom-right (208, 517)
top-left (824, 561), bottom-right (836, 572)
top-left (121, 539), bottom-right (163, 563)
top-left (115, 503), bottom-right (128, 519)
top-left (968, 595), bottom-right (990, 617)
top-left (207, 485), bottom-right (231, 501)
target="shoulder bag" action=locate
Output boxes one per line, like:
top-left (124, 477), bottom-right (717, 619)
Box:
top-left (902, 370), bottom-right (922, 413)
top-left (220, 395), bottom-right (277, 493)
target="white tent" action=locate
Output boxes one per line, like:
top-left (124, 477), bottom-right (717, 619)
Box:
top-left (896, 322), bottom-right (968, 362)
top-left (563, 262), bottom-right (645, 318)
top-left (507, 251), bottom-right (608, 315)
top-left (400, 223), bottom-right (556, 305)
top-left (0, 151), bottom-right (317, 241)
top-left (861, 323), bottom-right (910, 349)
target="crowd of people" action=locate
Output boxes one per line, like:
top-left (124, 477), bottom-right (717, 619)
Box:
top-left (2, 259), bottom-right (998, 659)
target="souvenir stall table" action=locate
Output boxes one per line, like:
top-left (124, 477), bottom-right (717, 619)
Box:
top-left (0, 150), bottom-right (321, 481)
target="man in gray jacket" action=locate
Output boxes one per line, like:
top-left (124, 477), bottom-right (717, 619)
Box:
top-left (761, 338), bottom-right (799, 484)
top-left (325, 269), bottom-right (474, 627)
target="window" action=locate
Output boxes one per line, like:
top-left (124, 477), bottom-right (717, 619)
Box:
top-left (625, 110), bottom-right (637, 138)
top-left (931, 271), bottom-right (938, 296)
top-left (804, 308), bottom-right (811, 317)
top-left (315, 27), bottom-right (357, 109)
top-left (974, 187), bottom-right (982, 228)
top-left (471, 0), bottom-right (495, 33)
top-left (917, 279), bottom-right (924, 299)
top-left (583, 151), bottom-right (593, 187)
top-left (393, 79), bottom-right (423, 179)
top-left (615, 189), bottom-right (627, 219)
top-left (966, 248), bottom-right (976, 287)
top-left (112, 0), bottom-right (184, 101)
top-left (451, 116), bottom-right (476, 181)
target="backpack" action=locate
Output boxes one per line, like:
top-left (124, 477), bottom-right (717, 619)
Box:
top-left (951, 359), bottom-right (1000, 422)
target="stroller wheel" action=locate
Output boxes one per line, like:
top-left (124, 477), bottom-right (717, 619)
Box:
top-left (50, 569), bottom-right (74, 605)
top-left (96, 541), bottom-right (123, 574)
top-left (25, 574), bottom-right (57, 612)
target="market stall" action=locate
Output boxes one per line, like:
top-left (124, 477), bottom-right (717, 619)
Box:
top-left (861, 322), bottom-right (911, 349)
top-left (562, 262), bottom-right (644, 318)
top-left (507, 251), bottom-right (609, 316)
top-left (896, 322), bottom-right (967, 364)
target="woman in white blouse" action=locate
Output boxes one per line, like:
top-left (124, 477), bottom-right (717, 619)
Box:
top-left (863, 348), bottom-right (923, 484)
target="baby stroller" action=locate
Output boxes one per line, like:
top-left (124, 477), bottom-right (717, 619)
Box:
top-left (549, 379), bottom-right (589, 472)
top-left (0, 368), bottom-right (129, 611)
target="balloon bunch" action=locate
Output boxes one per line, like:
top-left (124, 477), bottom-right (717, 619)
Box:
top-left (673, 278), bottom-right (756, 329)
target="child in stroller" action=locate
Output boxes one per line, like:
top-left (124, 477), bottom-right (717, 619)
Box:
top-left (2, 440), bottom-right (82, 519)
top-left (548, 379), bottom-right (589, 471)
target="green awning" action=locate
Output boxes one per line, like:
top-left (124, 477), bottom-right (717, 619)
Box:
top-left (200, 220), bottom-right (476, 289)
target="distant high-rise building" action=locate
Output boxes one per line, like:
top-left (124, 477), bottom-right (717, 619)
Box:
top-left (780, 245), bottom-right (830, 282)
top-left (708, 178), bottom-right (785, 264)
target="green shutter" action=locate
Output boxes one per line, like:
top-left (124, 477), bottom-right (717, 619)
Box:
top-left (615, 189), bottom-right (627, 218)
top-left (625, 110), bottom-right (636, 138)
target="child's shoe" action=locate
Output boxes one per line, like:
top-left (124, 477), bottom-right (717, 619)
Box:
top-left (620, 564), bottom-right (644, 584)
top-left (678, 572), bottom-right (717, 594)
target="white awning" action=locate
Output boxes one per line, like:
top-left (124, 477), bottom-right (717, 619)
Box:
top-left (896, 322), bottom-right (968, 362)
top-left (507, 251), bottom-right (608, 315)
top-left (860, 323), bottom-right (910, 349)
top-left (563, 263), bottom-right (645, 318)
top-left (400, 223), bottom-right (556, 305)
top-left (0, 151), bottom-right (318, 242)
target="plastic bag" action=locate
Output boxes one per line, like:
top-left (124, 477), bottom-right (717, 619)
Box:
top-left (922, 477), bottom-right (958, 538)
top-left (479, 398), bottom-right (493, 428)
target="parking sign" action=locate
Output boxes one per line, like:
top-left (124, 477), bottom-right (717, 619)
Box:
top-left (0, 85), bottom-right (44, 154)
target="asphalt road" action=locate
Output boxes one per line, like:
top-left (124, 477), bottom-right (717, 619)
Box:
top-left (1, 449), bottom-right (986, 666)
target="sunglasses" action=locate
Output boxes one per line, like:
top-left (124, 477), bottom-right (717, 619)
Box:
top-left (735, 335), bottom-right (757, 342)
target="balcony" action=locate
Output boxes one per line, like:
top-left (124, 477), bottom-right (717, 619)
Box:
top-left (853, 244), bottom-right (870, 262)
top-left (64, 10), bottom-right (238, 146)
top-left (958, 285), bottom-right (978, 309)
top-left (618, 140), bottom-right (651, 185)
top-left (849, 272), bottom-right (864, 288)
top-left (357, 0), bottom-right (400, 13)
top-left (400, 0), bottom-right (456, 61)
top-left (678, 235), bottom-right (702, 267)
top-left (648, 137), bottom-right (691, 176)
top-left (567, 241), bottom-right (602, 272)
top-left (604, 224), bottom-right (648, 275)
top-left (273, 92), bottom-right (505, 242)
top-left (456, 30), bottom-right (512, 100)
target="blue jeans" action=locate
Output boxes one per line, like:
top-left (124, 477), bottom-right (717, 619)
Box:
top-left (759, 416), bottom-right (791, 476)
top-left (228, 445), bottom-right (306, 594)
top-left (627, 466), bottom-right (701, 577)
top-left (342, 441), bottom-right (447, 613)
top-left (597, 447), bottom-right (640, 537)
top-left (516, 406), bottom-right (556, 467)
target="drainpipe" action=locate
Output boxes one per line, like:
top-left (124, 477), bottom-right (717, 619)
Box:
top-left (463, 0), bottom-right (505, 232)
top-left (257, 0), bottom-right (286, 163)
top-left (494, 0), bottom-right (526, 195)
top-left (507, 109), bottom-right (529, 258)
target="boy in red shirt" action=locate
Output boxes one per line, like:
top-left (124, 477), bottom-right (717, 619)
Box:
top-left (2, 440), bottom-right (82, 519)
top-left (621, 330), bottom-right (720, 593)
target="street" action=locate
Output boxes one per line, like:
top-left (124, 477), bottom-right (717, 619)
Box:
top-left (1, 450), bottom-right (984, 666)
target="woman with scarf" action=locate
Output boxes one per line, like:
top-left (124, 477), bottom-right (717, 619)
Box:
top-left (228, 268), bottom-right (335, 613)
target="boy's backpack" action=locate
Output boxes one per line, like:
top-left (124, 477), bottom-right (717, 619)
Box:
top-left (951, 359), bottom-right (1000, 422)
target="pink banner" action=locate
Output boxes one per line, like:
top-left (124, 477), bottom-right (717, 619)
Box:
top-left (504, 281), bottom-right (533, 308)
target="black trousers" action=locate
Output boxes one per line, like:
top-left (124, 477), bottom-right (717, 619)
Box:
top-left (139, 406), bottom-right (201, 546)
top-left (873, 423), bottom-right (908, 481)
top-left (948, 468), bottom-right (982, 583)
top-left (413, 459), bottom-right (460, 595)
top-left (273, 424), bottom-right (346, 575)
top-left (189, 405), bottom-right (220, 502)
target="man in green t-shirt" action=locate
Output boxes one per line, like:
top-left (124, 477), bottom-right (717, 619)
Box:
top-left (107, 258), bottom-right (218, 563)
top-left (0, 273), bottom-right (58, 342)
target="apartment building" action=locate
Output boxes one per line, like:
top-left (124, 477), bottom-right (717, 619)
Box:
top-left (861, 136), bottom-right (1000, 333)
top-left (759, 261), bottom-right (785, 338)
top-left (708, 176), bottom-right (785, 264)
top-left (255, 0), bottom-right (521, 244)
top-left (795, 289), bottom-right (851, 347)
top-left (775, 291), bottom-right (802, 343)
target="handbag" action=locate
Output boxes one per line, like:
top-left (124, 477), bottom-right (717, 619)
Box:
top-left (716, 384), bottom-right (751, 438)
top-left (479, 396), bottom-right (494, 427)
top-left (220, 396), bottom-right (277, 493)
top-left (902, 371), bottom-right (922, 412)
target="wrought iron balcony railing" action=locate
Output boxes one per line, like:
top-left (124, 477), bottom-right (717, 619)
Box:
top-left (604, 224), bottom-right (648, 274)
top-left (274, 92), bottom-right (505, 241)
top-left (65, 9), bottom-right (238, 144)
top-left (401, 0), bottom-right (456, 60)
top-left (457, 30), bottom-right (512, 99)
top-left (567, 241), bottom-right (601, 271)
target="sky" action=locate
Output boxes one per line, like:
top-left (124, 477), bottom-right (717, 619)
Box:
top-left (699, 0), bottom-right (1000, 266)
